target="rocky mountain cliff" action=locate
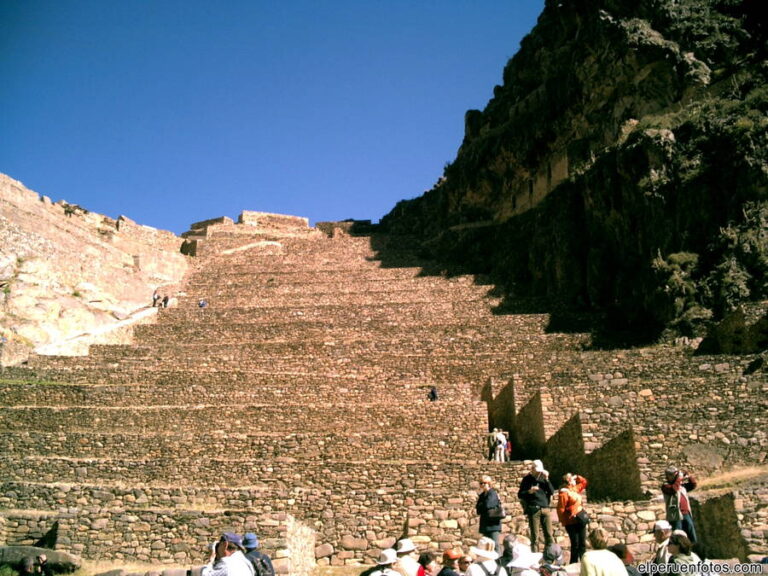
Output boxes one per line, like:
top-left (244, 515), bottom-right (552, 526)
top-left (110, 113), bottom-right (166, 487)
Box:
top-left (381, 0), bottom-right (767, 344)
top-left (0, 174), bottom-right (188, 365)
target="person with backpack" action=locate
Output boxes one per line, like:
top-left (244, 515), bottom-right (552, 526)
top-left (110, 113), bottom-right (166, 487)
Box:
top-left (538, 544), bottom-right (567, 576)
top-left (661, 466), bottom-right (698, 543)
top-left (468, 537), bottom-right (508, 576)
top-left (242, 533), bottom-right (275, 576)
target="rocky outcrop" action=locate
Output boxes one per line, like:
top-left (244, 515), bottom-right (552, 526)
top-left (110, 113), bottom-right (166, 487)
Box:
top-left (0, 174), bottom-right (189, 365)
top-left (0, 545), bottom-right (81, 573)
top-left (381, 0), bottom-right (768, 342)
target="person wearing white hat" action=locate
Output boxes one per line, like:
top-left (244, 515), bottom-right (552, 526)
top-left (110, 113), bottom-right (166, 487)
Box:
top-left (517, 460), bottom-right (555, 553)
top-left (468, 537), bottom-right (508, 576)
top-left (500, 534), bottom-right (542, 576)
top-left (395, 538), bottom-right (420, 576)
top-left (371, 549), bottom-right (401, 576)
top-left (652, 520), bottom-right (672, 565)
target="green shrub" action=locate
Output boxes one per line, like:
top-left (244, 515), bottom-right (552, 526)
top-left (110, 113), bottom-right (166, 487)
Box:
top-left (0, 564), bottom-right (20, 576)
top-left (652, 251), bottom-right (710, 334)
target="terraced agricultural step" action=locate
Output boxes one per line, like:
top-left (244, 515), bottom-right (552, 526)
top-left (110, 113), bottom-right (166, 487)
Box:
top-left (132, 317), bottom-right (558, 344)
top-left (0, 429), bottom-right (491, 462)
top-left (0, 375), bottom-right (481, 406)
top-left (0, 401), bottom-right (490, 435)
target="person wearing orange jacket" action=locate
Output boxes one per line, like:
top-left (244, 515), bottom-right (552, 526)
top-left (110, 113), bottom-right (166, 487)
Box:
top-left (556, 473), bottom-right (589, 564)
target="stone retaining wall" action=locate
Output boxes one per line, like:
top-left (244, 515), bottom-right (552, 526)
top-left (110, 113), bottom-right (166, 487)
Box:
top-left (0, 507), bottom-right (314, 575)
top-left (489, 352), bottom-right (766, 484)
top-left (2, 477), bottom-right (711, 566)
top-left (0, 429), bottom-right (489, 467)
top-left (3, 225), bottom-right (765, 568)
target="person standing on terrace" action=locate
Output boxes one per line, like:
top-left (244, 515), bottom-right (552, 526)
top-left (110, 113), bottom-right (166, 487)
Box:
top-left (476, 474), bottom-right (504, 552)
top-left (661, 466), bottom-right (698, 543)
top-left (556, 472), bottom-right (589, 563)
top-left (517, 460), bottom-right (554, 553)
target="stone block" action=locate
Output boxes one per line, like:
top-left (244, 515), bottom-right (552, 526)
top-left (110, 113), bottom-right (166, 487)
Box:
top-left (315, 543), bottom-right (334, 559)
top-left (340, 536), bottom-right (368, 550)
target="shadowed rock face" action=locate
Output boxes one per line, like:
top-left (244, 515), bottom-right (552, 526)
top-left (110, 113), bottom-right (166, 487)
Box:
top-left (381, 0), bottom-right (768, 343)
top-left (0, 174), bottom-right (189, 365)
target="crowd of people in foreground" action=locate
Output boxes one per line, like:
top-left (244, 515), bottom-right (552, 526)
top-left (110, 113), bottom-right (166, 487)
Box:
top-left (200, 532), bottom-right (274, 576)
top-left (364, 526), bottom-right (764, 576)
top-left (475, 462), bottom-right (702, 563)
top-left (411, 463), bottom-right (764, 576)
top-left (198, 462), bottom-right (765, 576)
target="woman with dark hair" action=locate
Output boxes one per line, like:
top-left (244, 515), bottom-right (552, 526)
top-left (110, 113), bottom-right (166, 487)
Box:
top-left (668, 532), bottom-right (702, 576)
top-left (417, 552), bottom-right (438, 576)
top-left (556, 472), bottom-right (589, 563)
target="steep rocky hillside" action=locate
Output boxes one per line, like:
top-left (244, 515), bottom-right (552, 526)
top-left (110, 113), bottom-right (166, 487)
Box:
top-left (0, 174), bottom-right (188, 365)
top-left (382, 0), bottom-right (767, 344)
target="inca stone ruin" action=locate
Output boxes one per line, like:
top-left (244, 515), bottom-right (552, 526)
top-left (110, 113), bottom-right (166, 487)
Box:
top-left (0, 182), bottom-right (766, 574)
top-left (2, 0), bottom-right (768, 572)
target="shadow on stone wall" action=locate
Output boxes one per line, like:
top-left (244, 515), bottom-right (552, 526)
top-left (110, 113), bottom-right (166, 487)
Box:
top-left (487, 379), bottom-right (643, 502)
top-left (692, 493), bottom-right (750, 561)
top-left (484, 379), bottom-right (547, 458)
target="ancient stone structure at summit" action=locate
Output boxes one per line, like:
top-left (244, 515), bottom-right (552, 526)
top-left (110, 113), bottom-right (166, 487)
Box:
top-left (0, 213), bottom-right (766, 573)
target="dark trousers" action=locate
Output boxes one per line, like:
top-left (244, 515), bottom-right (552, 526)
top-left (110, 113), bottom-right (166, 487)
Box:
top-left (565, 522), bottom-right (587, 563)
top-left (672, 513), bottom-right (697, 543)
top-left (527, 508), bottom-right (553, 552)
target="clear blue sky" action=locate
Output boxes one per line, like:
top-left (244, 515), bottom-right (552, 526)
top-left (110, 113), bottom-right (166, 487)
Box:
top-left (1, 1), bottom-right (544, 235)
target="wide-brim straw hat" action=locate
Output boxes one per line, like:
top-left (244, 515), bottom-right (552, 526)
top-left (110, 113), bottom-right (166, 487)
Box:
top-left (377, 549), bottom-right (397, 565)
top-left (470, 537), bottom-right (499, 561)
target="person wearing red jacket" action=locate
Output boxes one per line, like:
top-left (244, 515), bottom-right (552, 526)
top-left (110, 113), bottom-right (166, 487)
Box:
top-left (661, 466), bottom-right (698, 543)
top-left (556, 473), bottom-right (589, 563)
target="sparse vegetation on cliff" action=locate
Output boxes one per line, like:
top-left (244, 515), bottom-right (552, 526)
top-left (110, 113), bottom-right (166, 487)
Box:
top-left (381, 0), bottom-right (768, 345)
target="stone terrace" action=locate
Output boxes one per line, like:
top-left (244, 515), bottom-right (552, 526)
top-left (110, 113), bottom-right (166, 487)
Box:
top-left (0, 214), bottom-right (766, 572)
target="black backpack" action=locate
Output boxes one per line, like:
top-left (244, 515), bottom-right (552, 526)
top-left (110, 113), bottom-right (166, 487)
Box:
top-left (249, 553), bottom-right (274, 576)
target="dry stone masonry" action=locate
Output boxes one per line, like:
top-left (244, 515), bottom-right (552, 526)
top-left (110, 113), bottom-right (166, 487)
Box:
top-left (0, 212), bottom-right (766, 574)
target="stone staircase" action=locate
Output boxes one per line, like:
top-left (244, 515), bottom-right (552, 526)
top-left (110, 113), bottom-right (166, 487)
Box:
top-left (0, 215), bottom-right (765, 572)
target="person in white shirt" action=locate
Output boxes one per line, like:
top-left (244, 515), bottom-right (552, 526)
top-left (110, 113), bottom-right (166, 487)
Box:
top-left (395, 538), bottom-right (420, 576)
top-left (371, 548), bottom-right (401, 576)
top-left (201, 532), bottom-right (255, 576)
top-left (652, 520), bottom-right (672, 565)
